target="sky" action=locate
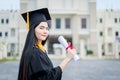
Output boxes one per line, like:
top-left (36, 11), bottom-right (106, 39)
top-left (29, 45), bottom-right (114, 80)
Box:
top-left (0, 0), bottom-right (120, 10)
top-left (0, 0), bottom-right (20, 10)
top-left (97, 0), bottom-right (120, 10)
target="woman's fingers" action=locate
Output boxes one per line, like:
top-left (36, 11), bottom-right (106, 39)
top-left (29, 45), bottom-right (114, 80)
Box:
top-left (66, 48), bottom-right (76, 59)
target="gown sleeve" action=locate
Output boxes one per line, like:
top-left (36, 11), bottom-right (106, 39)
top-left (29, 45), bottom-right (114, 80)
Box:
top-left (29, 51), bottom-right (62, 80)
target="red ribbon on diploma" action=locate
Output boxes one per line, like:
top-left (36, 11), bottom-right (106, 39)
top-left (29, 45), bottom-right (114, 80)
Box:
top-left (66, 42), bottom-right (74, 50)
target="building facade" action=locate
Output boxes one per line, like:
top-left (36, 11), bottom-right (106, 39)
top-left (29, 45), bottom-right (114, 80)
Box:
top-left (97, 9), bottom-right (120, 59)
top-left (0, 0), bottom-right (119, 60)
top-left (0, 10), bottom-right (19, 59)
top-left (19, 0), bottom-right (98, 59)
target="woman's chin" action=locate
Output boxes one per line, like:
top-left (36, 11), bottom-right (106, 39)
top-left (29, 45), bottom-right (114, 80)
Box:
top-left (42, 38), bottom-right (47, 41)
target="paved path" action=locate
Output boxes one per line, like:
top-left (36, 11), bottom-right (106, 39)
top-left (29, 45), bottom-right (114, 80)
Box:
top-left (0, 60), bottom-right (120, 80)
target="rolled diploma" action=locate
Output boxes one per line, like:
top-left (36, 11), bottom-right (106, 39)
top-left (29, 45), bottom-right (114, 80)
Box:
top-left (58, 36), bottom-right (79, 61)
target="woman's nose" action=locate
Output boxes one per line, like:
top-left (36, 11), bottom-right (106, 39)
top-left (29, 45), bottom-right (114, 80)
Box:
top-left (43, 29), bottom-right (48, 33)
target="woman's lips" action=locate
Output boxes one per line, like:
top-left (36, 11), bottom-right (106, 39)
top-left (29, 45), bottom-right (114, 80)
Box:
top-left (41, 35), bottom-right (47, 37)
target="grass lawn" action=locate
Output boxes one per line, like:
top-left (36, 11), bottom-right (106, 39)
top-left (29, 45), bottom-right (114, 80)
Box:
top-left (0, 57), bottom-right (18, 63)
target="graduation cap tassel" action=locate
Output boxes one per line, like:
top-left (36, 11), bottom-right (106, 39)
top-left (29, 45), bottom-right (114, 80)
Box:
top-left (26, 12), bottom-right (29, 29)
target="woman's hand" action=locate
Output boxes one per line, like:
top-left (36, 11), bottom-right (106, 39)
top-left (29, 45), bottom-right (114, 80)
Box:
top-left (59, 48), bottom-right (77, 71)
top-left (66, 48), bottom-right (76, 60)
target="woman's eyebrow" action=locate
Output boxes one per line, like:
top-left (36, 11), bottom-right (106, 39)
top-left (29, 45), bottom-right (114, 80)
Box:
top-left (40, 25), bottom-right (44, 27)
top-left (39, 25), bottom-right (49, 29)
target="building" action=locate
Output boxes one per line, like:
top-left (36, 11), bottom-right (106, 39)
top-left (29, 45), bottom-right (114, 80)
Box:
top-left (19, 0), bottom-right (98, 59)
top-left (0, 0), bottom-right (119, 60)
top-left (0, 10), bottom-right (19, 59)
top-left (97, 9), bottom-right (120, 59)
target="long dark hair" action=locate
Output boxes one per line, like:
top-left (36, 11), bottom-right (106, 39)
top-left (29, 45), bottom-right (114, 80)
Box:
top-left (18, 21), bottom-right (48, 80)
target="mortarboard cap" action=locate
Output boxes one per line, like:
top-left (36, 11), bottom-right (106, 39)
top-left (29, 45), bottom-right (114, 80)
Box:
top-left (21, 8), bottom-right (51, 29)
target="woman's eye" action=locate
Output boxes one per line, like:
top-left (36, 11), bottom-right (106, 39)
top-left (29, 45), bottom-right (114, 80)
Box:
top-left (39, 27), bottom-right (44, 29)
top-left (39, 26), bottom-right (49, 30)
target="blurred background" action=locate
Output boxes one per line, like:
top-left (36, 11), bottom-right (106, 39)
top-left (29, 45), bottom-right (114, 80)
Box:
top-left (0, 0), bottom-right (120, 60)
top-left (0, 0), bottom-right (120, 80)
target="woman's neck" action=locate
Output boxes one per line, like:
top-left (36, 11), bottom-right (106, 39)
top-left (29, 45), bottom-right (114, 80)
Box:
top-left (37, 40), bottom-right (42, 43)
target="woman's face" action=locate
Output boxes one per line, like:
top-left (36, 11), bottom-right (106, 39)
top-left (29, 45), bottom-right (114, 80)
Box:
top-left (35, 22), bottom-right (49, 42)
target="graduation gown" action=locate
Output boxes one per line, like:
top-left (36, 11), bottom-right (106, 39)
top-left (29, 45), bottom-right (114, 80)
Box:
top-left (18, 8), bottom-right (59, 80)
top-left (18, 46), bottom-right (62, 80)
top-left (18, 47), bottom-right (62, 80)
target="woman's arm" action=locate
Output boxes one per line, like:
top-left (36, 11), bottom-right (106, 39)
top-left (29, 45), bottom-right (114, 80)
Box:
top-left (59, 48), bottom-right (76, 72)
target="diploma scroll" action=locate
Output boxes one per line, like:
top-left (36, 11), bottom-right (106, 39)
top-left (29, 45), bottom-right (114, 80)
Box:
top-left (58, 36), bottom-right (79, 61)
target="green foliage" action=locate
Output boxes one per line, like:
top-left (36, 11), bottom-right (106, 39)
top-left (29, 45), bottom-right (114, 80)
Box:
top-left (87, 50), bottom-right (93, 55)
top-left (0, 58), bottom-right (7, 63)
top-left (0, 57), bottom-right (18, 63)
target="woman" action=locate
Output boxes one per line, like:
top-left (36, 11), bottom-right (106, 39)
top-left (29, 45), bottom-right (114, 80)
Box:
top-left (18, 8), bottom-right (76, 80)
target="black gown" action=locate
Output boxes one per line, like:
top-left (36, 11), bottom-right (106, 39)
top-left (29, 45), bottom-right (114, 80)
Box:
top-left (18, 46), bottom-right (62, 80)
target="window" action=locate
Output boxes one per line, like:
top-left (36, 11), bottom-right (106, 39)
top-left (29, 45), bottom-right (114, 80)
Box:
top-left (1, 19), bottom-right (4, 24)
top-left (56, 18), bottom-right (61, 29)
top-left (100, 32), bottom-right (103, 36)
top-left (81, 18), bottom-right (87, 29)
top-left (108, 43), bottom-right (113, 53)
top-left (11, 28), bottom-right (15, 37)
top-left (114, 18), bottom-right (117, 23)
top-left (11, 43), bottom-right (15, 52)
top-left (5, 32), bottom-right (8, 37)
top-left (102, 44), bottom-right (105, 56)
top-left (100, 18), bottom-right (102, 23)
top-left (108, 28), bottom-right (112, 36)
top-left (65, 18), bottom-right (71, 29)
top-left (116, 32), bottom-right (119, 36)
top-left (6, 19), bottom-right (9, 24)
top-left (0, 32), bottom-right (2, 37)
